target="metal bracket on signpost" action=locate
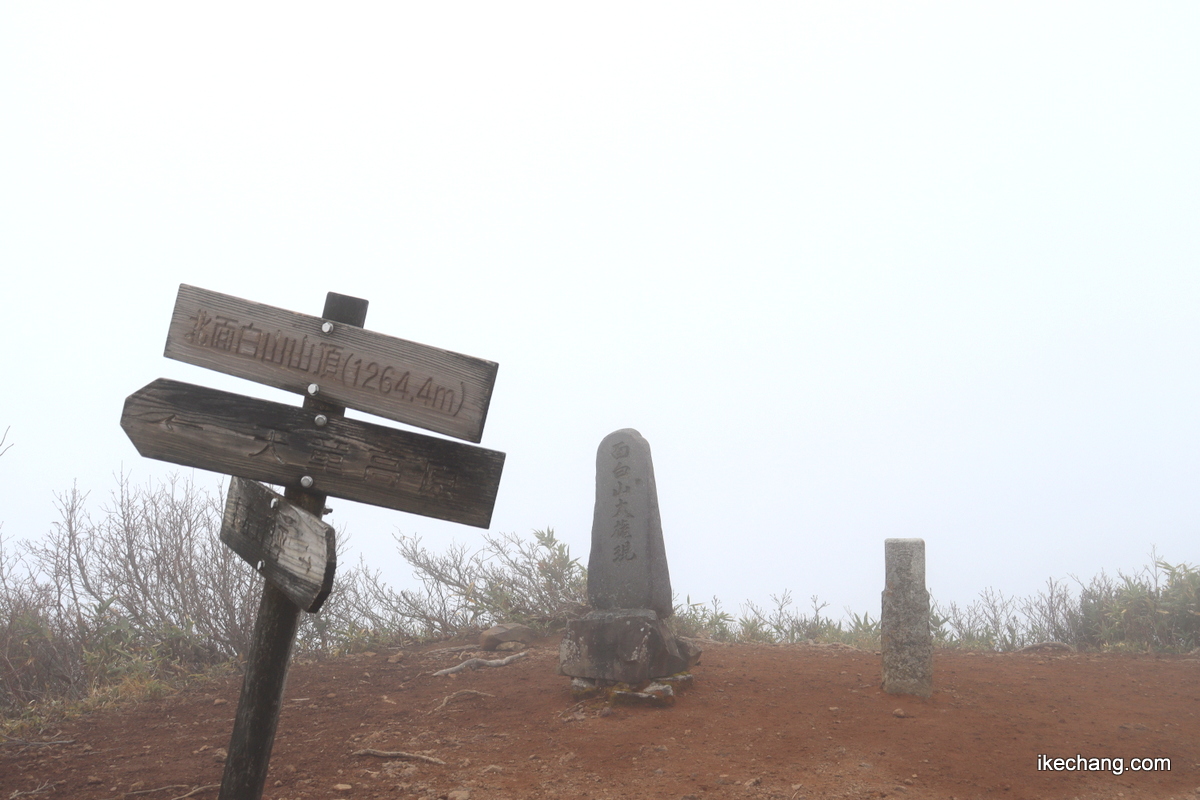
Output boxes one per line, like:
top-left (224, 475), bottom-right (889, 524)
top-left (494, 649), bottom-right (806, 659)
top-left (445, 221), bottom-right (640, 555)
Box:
top-left (217, 292), bottom-right (367, 800)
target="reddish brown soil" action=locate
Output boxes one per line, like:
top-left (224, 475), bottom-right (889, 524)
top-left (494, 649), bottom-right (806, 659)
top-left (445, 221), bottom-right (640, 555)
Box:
top-left (3, 640), bottom-right (1199, 800)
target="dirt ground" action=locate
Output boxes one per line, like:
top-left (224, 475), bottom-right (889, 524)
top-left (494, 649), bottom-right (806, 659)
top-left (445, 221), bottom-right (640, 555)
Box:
top-left (3, 638), bottom-right (1199, 800)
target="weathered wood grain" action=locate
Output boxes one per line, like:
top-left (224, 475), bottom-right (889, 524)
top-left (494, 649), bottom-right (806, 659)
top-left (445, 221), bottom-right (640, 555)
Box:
top-left (121, 378), bottom-right (506, 528)
top-left (221, 580), bottom-right (301, 800)
top-left (220, 478), bottom-right (336, 613)
top-left (219, 291), bottom-right (358, 800)
top-left (164, 284), bottom-right (497, 442)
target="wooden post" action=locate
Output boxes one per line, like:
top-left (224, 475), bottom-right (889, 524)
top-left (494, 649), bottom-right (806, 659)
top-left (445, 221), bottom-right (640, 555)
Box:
top-left (218, 293), bottom-right (368, 800)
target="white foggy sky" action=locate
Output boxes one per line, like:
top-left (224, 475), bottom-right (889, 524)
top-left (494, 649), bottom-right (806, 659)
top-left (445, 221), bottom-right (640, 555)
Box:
top-left (2, 4), bottom-right (1198, 622)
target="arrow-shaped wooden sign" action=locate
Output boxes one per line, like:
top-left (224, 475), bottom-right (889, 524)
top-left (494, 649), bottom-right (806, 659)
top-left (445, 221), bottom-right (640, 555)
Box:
top-left (221, 478), bottom-right (336, 613)
top-left (164, 284), bottom-right (498, 443)
top-left (121, 378), bottom-right (505, 528)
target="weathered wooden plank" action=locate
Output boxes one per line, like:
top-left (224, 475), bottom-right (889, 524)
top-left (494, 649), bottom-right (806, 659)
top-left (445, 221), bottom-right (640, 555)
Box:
top-left (121, 378), bottom-right (506, 528)
top-left (220, 478), bottom-right (336, 613)
top-left (164, 284), bottom-right (497, 442)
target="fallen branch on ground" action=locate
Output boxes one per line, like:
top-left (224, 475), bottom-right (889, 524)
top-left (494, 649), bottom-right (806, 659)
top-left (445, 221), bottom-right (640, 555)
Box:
top-left (124, 785), bottom-right (190, 797)
top-left (429, 689), bottom-right (494, 713)
top-left (166, 786), bottom-right (218, 800)
top-left (1, 735), bottom-right (75, 747)
top-left (432, 651), bottom-right (527, 677)
top-left (352, 749), bottom-right (447, 765)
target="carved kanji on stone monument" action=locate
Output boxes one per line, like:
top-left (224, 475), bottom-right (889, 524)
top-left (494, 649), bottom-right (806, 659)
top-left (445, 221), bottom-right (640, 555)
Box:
top-left (587, 429), bottom-right (673, 618)
top-left (559, 428), bottom-right (700, 685)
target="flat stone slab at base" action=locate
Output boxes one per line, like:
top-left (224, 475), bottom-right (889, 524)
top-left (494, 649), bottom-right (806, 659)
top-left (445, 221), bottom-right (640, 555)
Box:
top-left (558, 609), bottom-right (701, 684)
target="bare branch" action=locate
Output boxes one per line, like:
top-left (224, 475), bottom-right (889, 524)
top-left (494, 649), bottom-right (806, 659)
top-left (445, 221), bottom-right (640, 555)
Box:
top-left (166, 785), bottom-right (219, 800)
top-left (1, 735), bottom-right (75, 747)
top-left (429, 689), bottom-right (493, 713)
top-left (431, 650), bottom-right (527, 677)
top-left (123, 785), bottom-right (191, 797)
top-left (352, 749), bottom-right (446, 765)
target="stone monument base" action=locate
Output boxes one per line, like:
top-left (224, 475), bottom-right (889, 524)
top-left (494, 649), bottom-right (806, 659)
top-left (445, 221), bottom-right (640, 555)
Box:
top-left (558, 608), bottom-right (701, 684)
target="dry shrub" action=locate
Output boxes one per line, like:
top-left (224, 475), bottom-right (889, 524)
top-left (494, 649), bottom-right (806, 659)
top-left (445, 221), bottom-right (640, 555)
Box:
top-left (4, 464), bottom-right (1197, 721)
top-left (0, 474), bottom-right (259, 716)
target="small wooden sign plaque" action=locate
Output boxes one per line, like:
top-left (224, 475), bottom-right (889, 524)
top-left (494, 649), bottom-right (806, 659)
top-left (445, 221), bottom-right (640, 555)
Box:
top-left (221, 478), bottom-right (336, 613)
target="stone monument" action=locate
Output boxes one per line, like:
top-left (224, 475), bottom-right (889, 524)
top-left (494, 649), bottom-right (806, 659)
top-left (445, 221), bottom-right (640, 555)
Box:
top-left (558, 429), bottom-right (700, 684)
top-left (881, 538), bottom-right (933, 697)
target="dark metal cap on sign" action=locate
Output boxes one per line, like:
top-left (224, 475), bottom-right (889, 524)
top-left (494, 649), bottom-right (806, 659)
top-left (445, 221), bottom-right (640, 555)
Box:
top-left (323, 292), bottom-right (368, 328)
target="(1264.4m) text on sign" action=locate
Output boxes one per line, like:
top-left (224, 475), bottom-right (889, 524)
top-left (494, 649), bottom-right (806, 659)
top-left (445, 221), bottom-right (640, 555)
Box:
top-left (164, 284), bottom-right (498, 442)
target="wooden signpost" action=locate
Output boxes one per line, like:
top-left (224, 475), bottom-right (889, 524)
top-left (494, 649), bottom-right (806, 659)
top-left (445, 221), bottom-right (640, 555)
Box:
top-left (119, 286), bottom-right (506, 800)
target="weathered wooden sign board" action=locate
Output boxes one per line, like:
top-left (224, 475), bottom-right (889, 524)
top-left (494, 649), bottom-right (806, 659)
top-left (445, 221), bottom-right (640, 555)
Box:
top-left (164, 284), bottom-right (498, 443)
top-left (221, 478), bottom-right (335, 613)
top-left (119, 286), bottom-right (506, 800)
top-left (122, 378), bottom-right (504, 527)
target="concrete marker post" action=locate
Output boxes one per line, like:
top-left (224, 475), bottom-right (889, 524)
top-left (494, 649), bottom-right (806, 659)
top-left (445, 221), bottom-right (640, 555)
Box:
top-left (881, 538), bottom-right (933, 698)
